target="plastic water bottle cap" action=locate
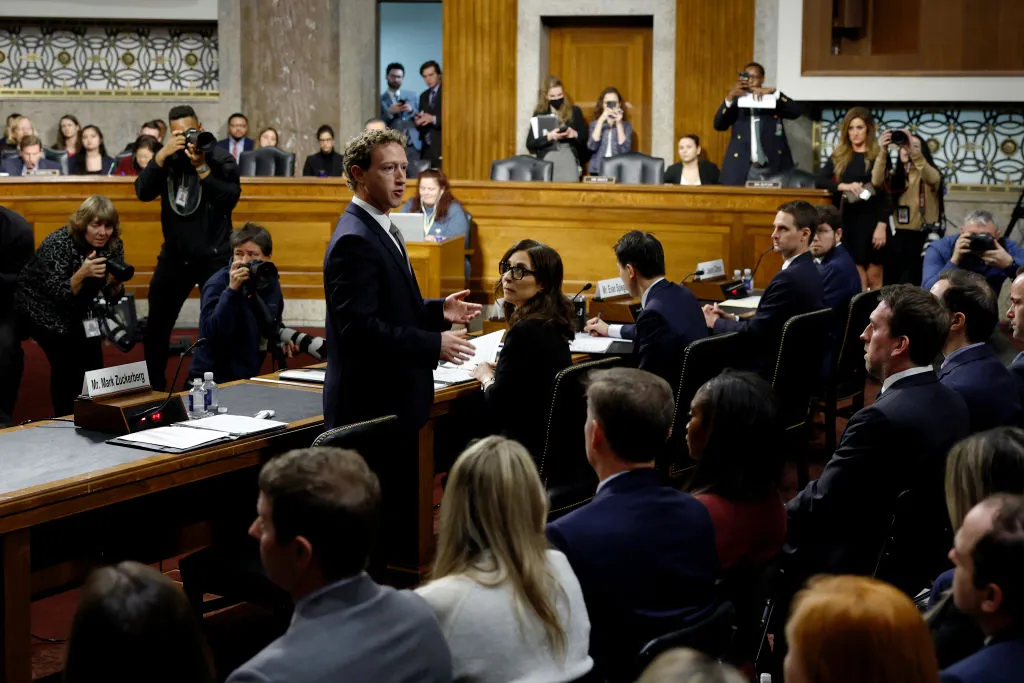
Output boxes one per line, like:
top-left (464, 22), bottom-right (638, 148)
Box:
top-left (204, 372), bottom-right (214, 380)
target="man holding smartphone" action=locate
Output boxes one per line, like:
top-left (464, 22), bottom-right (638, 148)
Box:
top-left (713, 61), bottom-right (804, 186)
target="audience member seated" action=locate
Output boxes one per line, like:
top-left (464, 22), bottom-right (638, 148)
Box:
top-left (364, 117), bottom-right (388, 132)
top-left (547, 368), bottom-right (717, 683)
top-left (302, 124), bottom-right (344, 177)
top-left (702, 200), bottom-right (824, 377)
top-left (471, 239), bottom-right (573, 459)
top-left (72, 125), bottom-right (115, 175)
top-left (584, 230), bottom-right (706, 383)
top-left (121, 120), bottom-right (161, 153)
top-left (415, 60), bottom-right (443, 166)
top-left (398, 168), bottom-right (470, 277)
top-left (380, 61), bottom-right (419, 145)
top-left (812, 204), bottom-right (862, 312)
top-left (115, 135), bottom-right (162, 177)
top-left (526, 76), bottom-right (589, 182)
top-left (663, 134), bottom-right (720, 186)
top-left (927, 428), bottom-right (1024, 670)
top-left (1007, 273), bottom-right (1024, 407)
top-left (636, 648), bottom-right (747, 683)
top-left (787, 285), bottom-right (969, 578)
top-left (257, 127), bottom-right (279, 149)
top-left (931, 270), bottom-right (1022, 433)
top-left (587, 87), bottom-right (633, 176)
top-left (63, 561), bottom-right (215, 683)
top-left (684, 370), bottom-right (785, 571)
top-left (0, 205), bottom-right (33, 429)
top-left (228, 447), bottom-right (452, 682)
top-left (816, 107), bottom-right (890, 291)
top-left (713, 62), bottom-right (803, 186)
top-left (417, 436), bottom-right (593, 682)
top-left (785, 575), bottom-right (941, 683)
top-left (1, 115), bottom-right (35, 152)
top-left (0, 135), bottom-right (62, 176)
top-left (217, 112), bottom-right (255, 161)
top-left (154, 118), bottom-right (168, 141)
top-left (188, 223), bottom-right (285, 383)
top-left (941, 494), bottom-right (1024, 683)
top-left (14, 196), bottom-right (126, 417)
top-left (0, 113), bottom-right (21, 151)
top-left (53, 113), bottom-right (81, 157)
top-left (923, 210), bottom-right (1024, 294)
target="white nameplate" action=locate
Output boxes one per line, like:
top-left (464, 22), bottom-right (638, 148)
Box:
top-left (81, 360), bottom-right (151, 399)
top-left (597, 277), bottom-right (629, 300)
top-left (695, 259), bottom-right (725, 281)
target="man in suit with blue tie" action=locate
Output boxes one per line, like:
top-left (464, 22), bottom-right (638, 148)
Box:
top-left (547, 368), bottom-right (717, 683)
top-left (931, 269), bottom-right (1022, 433)
top-left (0, 136), bottom-right (62, 175)
top-left (703, 200), bottom-right (825, 377)
top-left (1005, 272), bottom-right (1024, 408)
top-left (583, 230), bottom-right (707, 384)
top-left (415, 60), bottom-right (443, 166)
top-left (215, 113), bottom-right (255, 161)
top-left (713, 62), bottom-right (804, 186)
top-left (812, 204), bottom-right (862, 312)
top-left (940, 494), bottom-right (1024, 683)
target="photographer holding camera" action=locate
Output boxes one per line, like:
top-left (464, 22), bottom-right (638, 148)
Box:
top-left (14, 196), bottom-right (129, 416)
top-left (922, 210), bottom-right (1024, 294)
top-left (188, 223), bottom-right (290, 384)
top-left (137, 105), bottom-right (241, 391)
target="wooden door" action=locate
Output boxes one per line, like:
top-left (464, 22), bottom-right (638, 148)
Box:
top-left (549, 24), bottom-right (653, 155)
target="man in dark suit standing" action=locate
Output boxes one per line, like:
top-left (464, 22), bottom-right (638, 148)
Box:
top-left (583, 230), bottom-right (706, 384)
top-left (812, 204), bottom-right (862, 312)
top-left (414, 60), bottom-right (443, 167)
top-left (547, 368), bottom-right (717, 683)
top-left (1005, 272), bottom-right (1024, 407)
top-left (0, 206), bottom-right (33, 428)
top-left (703, 200), bottom-right (825, 376)
top-left (788, 285), bottom-right (969, 581)
top-left (323, 128), bottom-right (479, 432)
top-left (216, 112), bottom-right (255, 161)
top-left (931, 269), bottom-right (1022, 433)
top-left (712, 62), bottom-right (804, 186)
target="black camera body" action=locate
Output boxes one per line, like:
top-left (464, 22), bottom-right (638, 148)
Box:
top-left (969, 233), bottom-right (997, 255)
top-left (93, 251), bottom-right (135, 282)
top-left (244, 259), bottom-right (279, 294)
top-left (183, 128), bottom-right (217, 154)
top-left (890, 130), bottom-right (910, 146)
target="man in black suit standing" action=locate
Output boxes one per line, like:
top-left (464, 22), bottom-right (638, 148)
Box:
top-left (414, 60), bottom-right (443, 167)
top-left (0, 206), bottom-right (33, 428)
top-left (703, 200), bottom-right (825, 376)
top-left (788, 285), bottom-right (970, 581)
top-left (712, 62), bottom-right (804, 186)
top-left (323, 128), bottom-right (479, 432)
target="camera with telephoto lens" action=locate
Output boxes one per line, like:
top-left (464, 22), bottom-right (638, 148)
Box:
top-left (890, 130), bottom-right (910, 146)
top-left (93, 250), bottom-right (135, 282)
top-left (244, 259), bottom-right (279, 294)
top-left (969, 233), bottom-right (997, 255)
top-left (183, 128), bottom-right (217, 154)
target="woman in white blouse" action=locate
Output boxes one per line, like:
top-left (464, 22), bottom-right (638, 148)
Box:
top-left (417, 436), bottom-right (593, 683)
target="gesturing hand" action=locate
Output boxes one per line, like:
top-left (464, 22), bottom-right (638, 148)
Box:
top-left (443, 289), bottom-right (483, 324)
top-left (440, 331), bottom-right (475, 364)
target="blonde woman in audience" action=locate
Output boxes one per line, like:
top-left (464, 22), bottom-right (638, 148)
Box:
top-left (258, 127), bottom-right (279, 148)
top-left (417, 436), bottom-right (593, 683)
top-left (54, 113), bottom-right (81, 157)
top-left (636, 648), bottom-right (746, 683)
top-left (785, 575), bottom-right (940, 683)
top-left (3, 115), bottom-right (35, 150)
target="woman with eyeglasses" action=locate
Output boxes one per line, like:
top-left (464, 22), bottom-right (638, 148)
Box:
top-left (471, 240), bottom-right (574, 459)
top-left (302, 124), bottom-right (344, 177)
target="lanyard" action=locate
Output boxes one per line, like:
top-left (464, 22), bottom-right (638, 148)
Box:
top-left (423, 196), bottom-right (441, 237)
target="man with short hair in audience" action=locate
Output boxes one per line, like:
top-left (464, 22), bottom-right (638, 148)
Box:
top-left (547, 367), bottom-right (717, 683)
top-left (0, 135), bottom-right (62, 175)
top-left (217, 112), bottom-right (255, 161)
top-left (923, 210), bottom-right (1024, 293)
top-left (931, 269), bottom-right (1022, 433)
top-left (228, 447), bottom-right (452, 683)
top-left (415, 60), bottom-right (443, 166)
top-left (1005, 271), bottom-right (1024, 407)
top-left (812, 204), bottom-right (861, 312)
top-left (364, 118), bottom-right (387, 132)
top-left (380, 62), bottom-right (418, 131)
top-left (788, 284), bottom-right (969, 579)
top-left (122, 120), bottom-right (162, 152)
top-left (702, 200), bottom-right (824, 376)
top-left (941, 494), bottom-right (1024, 683)
top-left (583, 230), bottom-right (706, 383)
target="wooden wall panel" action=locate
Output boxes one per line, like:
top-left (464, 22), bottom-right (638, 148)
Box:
top-left (441, 0), bottom-right (518, 180)
top-left (674, 0), bottom-right (757, 172)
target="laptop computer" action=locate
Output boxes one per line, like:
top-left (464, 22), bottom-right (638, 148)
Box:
top-left (390, 212), bottom-right (426, 244)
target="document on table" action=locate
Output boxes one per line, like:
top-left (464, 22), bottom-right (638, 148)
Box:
top-left (433, 330), bottom-right (506, 386)
top-left (278, 368), bottom-right (326, 384)
top-left (179, 414), bottom-right (288, 437)
top-left (570, 332), bottom-right (634, 354)
top-left (720, 295), bottom-right (761, 310)
top-left (112, 426), bottom-right (229, 452)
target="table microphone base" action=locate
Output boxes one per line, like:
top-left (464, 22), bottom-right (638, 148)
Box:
top-left (74, 393), bottom-right (188, 435)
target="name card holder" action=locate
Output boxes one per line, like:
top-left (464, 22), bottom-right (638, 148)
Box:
top-left (583, 176), bottom-right (616, 184)
top-left (74, 361), bottom-right (186, 435)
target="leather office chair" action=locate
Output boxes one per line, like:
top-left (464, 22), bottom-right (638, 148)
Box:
top-left (662, 332), bottom-right (745, 481)
top-left (238, 147), bottom-right (296, 177)
top-left (490, 155), bottom-right (553, 182)
top-left (873, 488), bottom-right (953, 599)
top-left (602, 152), bottom-right (665, 185)
top-left (115, 149), bottom-right (133, 164)
top-left (0, 149), bottom-right (18, 162)
top-left (43, 147), bottom-right (70, 175)
top-left (539, 357), bottom-right (622, 520)
top-left (635, 601), bottom-right (737, 675)
top-left (764, 167), bottom-right (818, 188)
top-left (407, 158), bottom-right (432, 179)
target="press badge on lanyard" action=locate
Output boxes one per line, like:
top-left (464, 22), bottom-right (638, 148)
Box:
top-left (83, 314), bottom-right (101, 338)
top-left (175, 184), bottom-right (191, 208)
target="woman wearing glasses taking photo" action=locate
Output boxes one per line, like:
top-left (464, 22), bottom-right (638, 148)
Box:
top-left (472, 240), bottom-right (574, 459)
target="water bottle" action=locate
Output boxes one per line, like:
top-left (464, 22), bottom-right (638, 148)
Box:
top-left (732, 269), bottom-right (742, 282)
top-left (188, 378), bottom-right (205, 419)
top-left (743, 268), bottom-right (753, 292)
top-left (202, 372), bottom-right (219, 413)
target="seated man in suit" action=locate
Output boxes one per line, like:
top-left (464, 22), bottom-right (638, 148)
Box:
top-left (703, 200), bottom-right (825, 376)
top-left (941, 494), bottom-right (1024, 683)
top-left (923, 210), bottom-right (1024, 294)
top-left (0, 135), bottom-right (62, 175)
top-left (1006, 272), bottom-right (1024, 407)
top-left (813, 204), bottom-right (862, 312)
top-left (216, 112), bottom-right (255, 161)
top-left (228, 447), bottom-right (451, 683)
top-left (788, 285), bottom-right (969, 580)
top-left (583, 230), bottom-right (706, 383)
top-left (547, 368), bottom-right (717, 683)
top-left (931, 269), bottom-right (1022, 433)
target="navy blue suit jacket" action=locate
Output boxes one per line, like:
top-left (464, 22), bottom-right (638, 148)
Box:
top-left (619, 279), bottom-right (707, 383)
top-left (323, 202), bottom-right (448, 430)
top-left (938, 344), bottom-right (1023, 433)
top-left (216, 137), bottom-right (255, 154)
top-left (941, 634), bottom-right (1024, 683)
top-left (712, 93), bottom-right (804, 186)
top-left (788, 371), bottom-right (969, 576)
top-left (547, 468), bottom-right (717, 682)
top-left (0, 157), bottom-right (62, 175)
top-left (819, 244), bottom-right (861, 312)
top-left (713, 251), bottom-right (824, 376)
top-left (1011, 352), bottom-right (1024, 415)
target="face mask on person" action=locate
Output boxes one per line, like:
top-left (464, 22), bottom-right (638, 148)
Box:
top-left (549, 98), bottom-right (564, 110)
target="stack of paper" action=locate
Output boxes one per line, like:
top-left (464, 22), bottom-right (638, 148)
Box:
top-left (570, 332), bottom-right (633, 354)
top-left (109, 414), bottom-right (288, 453)
top-left (720, 295), bottom-right (761, 310)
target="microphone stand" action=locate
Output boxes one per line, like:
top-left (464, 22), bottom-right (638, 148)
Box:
top-left (680, 269), bottom-right (705, 284)
top-left (571, 282), bottom-right (593, 301)
top-left (749, 246), bottom-right (776, 284)
top-left (131, 337), bottom-right (207, 425)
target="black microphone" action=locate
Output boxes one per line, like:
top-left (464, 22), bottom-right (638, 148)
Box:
top-left (680, 269), bottom-right (705, 283)
top-left (749, 246), bottom-right (776, 284)
top-left (133, 337), bottom-right (207, 424)
top-left (571, 282), bottom-right (593, 301)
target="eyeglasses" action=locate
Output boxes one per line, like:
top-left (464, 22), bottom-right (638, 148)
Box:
top-left (498, 261), bottom-right (536, 281)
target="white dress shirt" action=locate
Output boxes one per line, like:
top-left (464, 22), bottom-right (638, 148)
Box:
top-left (724, 98), bottom-right (762, 165)
top-left (607, 277), bottom-right (665, 339)
top-left (351, 196), bottom-right (403, 254)
top-left (879, 366), bottom-right (932, 396)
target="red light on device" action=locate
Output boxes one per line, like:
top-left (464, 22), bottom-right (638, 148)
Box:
top-left (152, 412), bottom-right (161, 421)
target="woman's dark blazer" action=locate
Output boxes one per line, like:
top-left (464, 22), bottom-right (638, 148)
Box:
top-left (663, 159), bottom-right (721, 185)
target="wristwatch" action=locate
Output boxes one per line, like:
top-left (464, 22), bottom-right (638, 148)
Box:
top-left (196, 164), bottom-right (210, 174)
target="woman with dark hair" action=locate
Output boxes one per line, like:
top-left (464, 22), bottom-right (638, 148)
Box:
top-left (302, 124), bottom-right (344, 177)
top-left (15, 195), bottom-right (126, 416)
top-left (525, 76), bottom-right (589, 181)
top-left (54, 114), bottom-right (81, 156)
top-left (64, 561), bottom-right (215, 683)
top-left (664, 134), bottom-right (721, 186)
top-left (471, 240), bottom-right (574, 458)
top-left (399, 168), bottom-right (471, 277)
top-left (258, 127), bottom-right (279, 148)
top-left (586, 87), bottom-right (632, 176)
top-left (684, 370), bottom-right (786, 571)
top-left (116, 135), bottom-right (162, 176)
top-left (72, 125), bottom-right (115, 175)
